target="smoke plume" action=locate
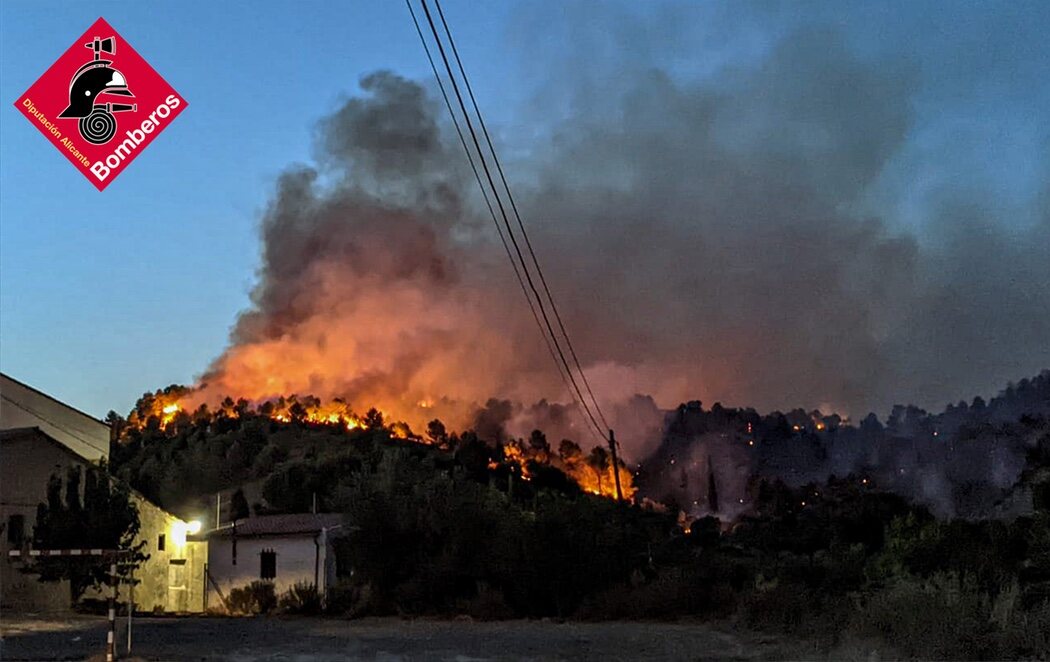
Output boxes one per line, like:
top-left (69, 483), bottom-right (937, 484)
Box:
top-left (193, 10), bottom-right (1049, 460)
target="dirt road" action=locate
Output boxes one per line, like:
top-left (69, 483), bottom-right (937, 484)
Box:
top-left (0, 614), bottom-right (817, 661)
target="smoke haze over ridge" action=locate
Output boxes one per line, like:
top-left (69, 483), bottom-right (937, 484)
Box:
top-left (193, 3), bottom-right (1050, 459)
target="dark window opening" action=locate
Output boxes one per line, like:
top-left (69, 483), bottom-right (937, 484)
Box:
top-left (334, 538), bottom-right (354, 579)
top-left (7, 515), bottom-right (25, 545)
top-left (158, 533), bottom-right (166, 551)
top-left (260, 549), bottom-right (276, 579)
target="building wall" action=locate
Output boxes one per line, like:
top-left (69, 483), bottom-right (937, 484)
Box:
top-left (82, 496), bottom-right (206, 613)
top-left (1, 431), bottom-right (206, 613)
top-left (0, 374), bottom-right (110, 462)
top-left (1, 433), bottom-right (83, 611)
top-left (206, 535), bottom-right (332, 611)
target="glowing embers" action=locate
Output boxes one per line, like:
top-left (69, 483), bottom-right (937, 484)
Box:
top-left (126, 389), bottom-right (633, 502)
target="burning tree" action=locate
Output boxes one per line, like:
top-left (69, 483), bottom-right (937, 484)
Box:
top-left (116, 388), bottom-right (635, 503)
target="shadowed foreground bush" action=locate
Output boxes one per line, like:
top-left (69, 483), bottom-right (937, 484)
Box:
top-left (739, 580), bottom-right (853, 645)
top-left (227, 581), bottom-right (277, 615)
top-left (279, 581), bottom-right (321, 614)
top-left (575, 562), bottom-right (743, 620)
top-left (846, 574), bottom-right (1050, 660)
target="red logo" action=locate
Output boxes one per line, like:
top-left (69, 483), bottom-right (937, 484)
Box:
top-left (13, 17), bottom-right (187, 191)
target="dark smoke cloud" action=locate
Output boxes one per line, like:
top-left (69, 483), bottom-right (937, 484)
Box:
top-left (503, 11), bottom-right (1049, 432)
top-left (197, 9), bottom-right (1049, 462)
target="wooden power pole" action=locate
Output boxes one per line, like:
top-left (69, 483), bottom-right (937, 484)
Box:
top-left (607, 429), bottom-right (624, 503)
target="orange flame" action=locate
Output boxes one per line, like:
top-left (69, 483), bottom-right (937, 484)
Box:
top-left (499, 439), bottom-right (635, 499)
top-left (128, 389), bottom-right (633, 501)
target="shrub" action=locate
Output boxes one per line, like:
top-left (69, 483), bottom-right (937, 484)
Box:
top-left (996, 600), bottom-right (1050, 659)
top-left (848, 573), bottom-right (995, 659)
top-left (323, 579), bottom-right (356, 615)
top-left (846, 573), bottom-right (1050, 660)
top-left (227, 580), bottom-right (277, 615)
top-left (324, 579), bottom-right (380, 617)
top-left (278, 581), bottom-right (321, 615)
top-left (739, 578), bottom-right (849, 645)
top-left (456, 582), bottom-right (515, 621)
top-left (576, 565), bottom-right (741, 620)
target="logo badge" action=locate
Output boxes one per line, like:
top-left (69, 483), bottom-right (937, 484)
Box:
top-left (13, 17), bottom-right (187, 191)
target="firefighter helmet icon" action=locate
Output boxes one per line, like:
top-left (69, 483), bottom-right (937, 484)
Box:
top-left (58, 36), bottom-right (136, 144)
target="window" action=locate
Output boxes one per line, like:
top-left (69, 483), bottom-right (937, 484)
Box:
top-left (260, 549), bottom-right (276, 580)
top-left (7, 515), bottom-right (25, 545)
top-left (158, 533), bottom-right (166, 551)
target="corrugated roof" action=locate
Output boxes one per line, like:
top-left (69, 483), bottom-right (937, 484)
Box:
top-left (207, 513), bottom-right (345, 538)
top-left (1, 372), bottom-right (111, 462)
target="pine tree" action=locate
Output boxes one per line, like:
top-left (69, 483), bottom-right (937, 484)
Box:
top-left (231, 487), bottom-right (251, 521)
top-left (25, 462), bottom-right (149, 605)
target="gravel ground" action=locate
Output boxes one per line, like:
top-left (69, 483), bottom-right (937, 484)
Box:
top-left (0, 614), bottom-right (818, 661)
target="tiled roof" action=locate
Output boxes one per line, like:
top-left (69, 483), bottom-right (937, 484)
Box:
top-left (207, 513), bottom-right (345, 538)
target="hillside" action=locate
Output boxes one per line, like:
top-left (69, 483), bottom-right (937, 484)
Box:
top-left (99, 372), bottom-right (1050, 655)
top-left (639, 370), bottom-right (1050, 519)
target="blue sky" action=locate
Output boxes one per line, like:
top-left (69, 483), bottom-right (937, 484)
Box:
top-left (1, 1), bottom-right (523, 415)
top-left (2, 1), bottom-right (1048, 419)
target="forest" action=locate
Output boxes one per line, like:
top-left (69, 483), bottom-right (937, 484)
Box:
top-left (101, 371), bottom-right (1050, 658)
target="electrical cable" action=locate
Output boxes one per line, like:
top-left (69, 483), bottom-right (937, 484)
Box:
top-left (415, 0), bottom-right (608, 441)
top-left (432, 0), bottom-right (612, 434)
top-left (405, 0), bottom-right (590, 438)
top-left (1, 394), bottom-right (111, 458)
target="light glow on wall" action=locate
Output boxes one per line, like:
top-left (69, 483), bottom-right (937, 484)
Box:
top-left (170, 519), bottom-right (202, 547)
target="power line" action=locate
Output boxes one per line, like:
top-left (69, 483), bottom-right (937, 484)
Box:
top-left (414, 0), bottom-right (608, 441)
top-left (421, 0), bottom-right (610, 441)
top-left (407, 0), bottom-right (601, 443)
top-left (432, 0), bottom-right (612, 433)
top-left (410, 0), bottom-right (602, 439)
top-left (404, 0), bottom-right (589, 438)
top-left (1, 394), bottom-right (111, 458)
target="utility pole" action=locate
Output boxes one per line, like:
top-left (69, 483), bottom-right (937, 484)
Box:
top-left (107, 561), bottom-right (117, 662)
top-left (127, 566), bottom-right (133, 656)
top-left (608, 429), bottom-right (624, 503)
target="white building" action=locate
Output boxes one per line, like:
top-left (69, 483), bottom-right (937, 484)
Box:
top-left (204, 513), bottom-right (346, 611)
top-left (1, 372), bottom-right (207, 613)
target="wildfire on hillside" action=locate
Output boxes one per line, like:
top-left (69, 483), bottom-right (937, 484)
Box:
top-left (500, 437), bottom-right (636, 500)
top-left (131, 390), bottom-right (369, 433)
top-left (123, 388), bottom-right (635, 500)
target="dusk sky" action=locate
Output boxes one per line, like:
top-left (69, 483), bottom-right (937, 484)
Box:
top-left (2, 0), bottom-right (519, 415)
top-left (1, 1), bottom-right (1048, 422)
